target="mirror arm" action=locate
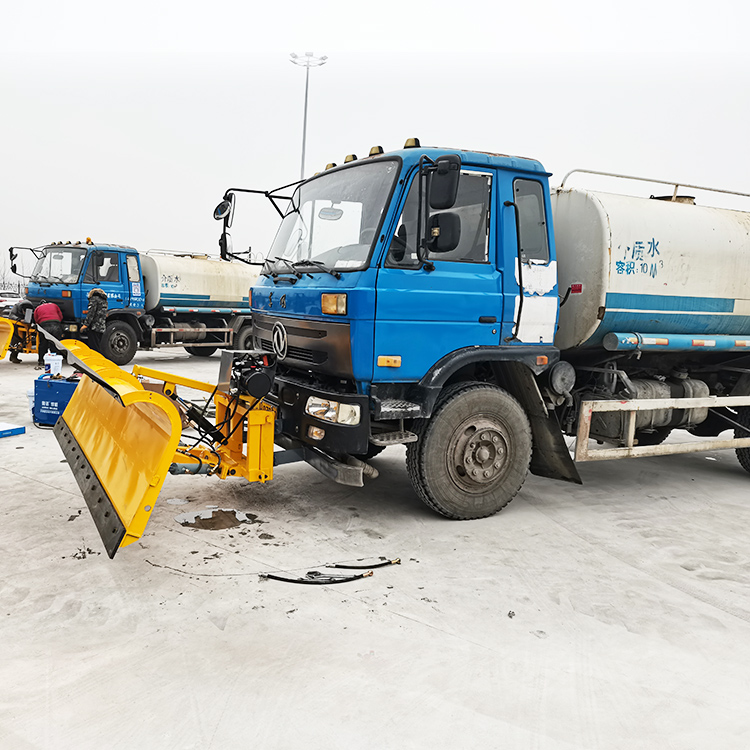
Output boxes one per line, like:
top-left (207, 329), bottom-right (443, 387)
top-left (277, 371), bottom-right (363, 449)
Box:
top-left (416, 155), bottom-right (437, 271)
top-left (503, 200), bottom-right (525, 341)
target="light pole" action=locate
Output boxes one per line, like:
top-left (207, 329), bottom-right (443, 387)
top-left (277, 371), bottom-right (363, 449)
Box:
top-left (290, 51), bottom-right (328, 181)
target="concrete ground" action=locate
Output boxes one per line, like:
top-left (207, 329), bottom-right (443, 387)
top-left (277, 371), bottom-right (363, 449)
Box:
top-left (1, 349), bottom-right (749, 750)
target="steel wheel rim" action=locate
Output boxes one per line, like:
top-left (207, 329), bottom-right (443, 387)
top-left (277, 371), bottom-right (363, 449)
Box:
top-left (445, 415), bottom-right (511, 494)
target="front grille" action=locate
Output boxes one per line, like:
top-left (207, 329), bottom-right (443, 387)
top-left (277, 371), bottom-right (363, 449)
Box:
top-left (253, 312), bottom-right (352, 378)
top-left (259, 338), bottom-right (327, 365)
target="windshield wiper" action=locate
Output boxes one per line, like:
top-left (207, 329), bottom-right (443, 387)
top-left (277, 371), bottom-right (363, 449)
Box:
top-left (270, 257), bottom-right (302, 279)
top-left (292, 259), bottom-right (341, 279)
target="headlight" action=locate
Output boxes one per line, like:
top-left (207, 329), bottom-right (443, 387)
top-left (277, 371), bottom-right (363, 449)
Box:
top-left (305, 396), bottom-right (361, 425)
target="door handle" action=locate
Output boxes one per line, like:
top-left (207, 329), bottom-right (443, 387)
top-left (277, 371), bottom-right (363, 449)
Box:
top-left (478, 316), bottom-right (497, 324)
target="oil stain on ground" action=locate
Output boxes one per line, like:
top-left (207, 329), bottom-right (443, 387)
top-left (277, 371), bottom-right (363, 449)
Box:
top-left (175, 509), bottom-right (263, 530)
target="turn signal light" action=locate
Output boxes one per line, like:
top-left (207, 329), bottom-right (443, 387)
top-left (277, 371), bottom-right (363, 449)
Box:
top-left (62, 290), bottom-right (72, 297)
top-left (321, 293), bottom-right (347, 315)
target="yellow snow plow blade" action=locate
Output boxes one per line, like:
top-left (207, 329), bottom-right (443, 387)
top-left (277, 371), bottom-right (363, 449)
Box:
top-left (54, 342), bottom-right (183, 558)
top-left (0, 317), bottom-right (13, 358)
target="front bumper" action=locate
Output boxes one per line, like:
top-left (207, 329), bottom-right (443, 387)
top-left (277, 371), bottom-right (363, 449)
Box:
top-left (273, 375), bottom-right (370, 456)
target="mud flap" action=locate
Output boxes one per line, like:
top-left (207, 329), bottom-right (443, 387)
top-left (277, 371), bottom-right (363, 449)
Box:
top-left (54, 343), bottom-right (183, 557)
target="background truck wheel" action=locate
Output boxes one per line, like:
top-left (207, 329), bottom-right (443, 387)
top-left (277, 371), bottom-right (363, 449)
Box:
top-left (406, 383), bottom-right (532, 519)
top-left (634, 427), bottom-right (672, 446)
top-left (233, 326), bottom-right (254, 351)
top-left (734, 407), bottom-right (750, 473)
top-left (184, 346), bottom-right (217, 357)
top-left (102, 321), bottom-right (138, 365)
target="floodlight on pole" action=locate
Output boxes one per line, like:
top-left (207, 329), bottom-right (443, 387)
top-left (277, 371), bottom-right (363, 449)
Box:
top-left (290, 51), bottom-right (328, 181)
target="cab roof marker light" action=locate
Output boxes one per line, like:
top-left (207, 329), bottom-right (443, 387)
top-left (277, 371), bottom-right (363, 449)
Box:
top-left (404, 137), bottom-right (421, 148)
top-left (325, 163), bottom-right (337, 170)
top-left (369, 146), bottom-right (384, 156)
top-left (344, 154), bottom-right (358, 163)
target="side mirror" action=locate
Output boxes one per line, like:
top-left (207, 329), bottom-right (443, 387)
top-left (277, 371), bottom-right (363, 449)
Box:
top-left (219, 231), bottom-right (233, 261)
top-left (214, 199), bottom-right (232, 221)
top-left (427, 212), bottom-right (461, 254)
top-left (10, 263), bottom-right (17, 274)
top-left (429, 155), bottom-right (461, 210)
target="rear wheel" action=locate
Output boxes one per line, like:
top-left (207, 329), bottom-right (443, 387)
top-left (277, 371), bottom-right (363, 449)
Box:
top-left (184, 346), bottom-right (217, 357)
top-left (734, 408), bottom-right (750, 473)
top-left (233, 326), bottom-right (254, 351)
top-left (102, 321), bottom-right (138, 365)
top-left (406, 383), bottom-right (532, 519)
top-left (634, 427), bottom-right (672, 446)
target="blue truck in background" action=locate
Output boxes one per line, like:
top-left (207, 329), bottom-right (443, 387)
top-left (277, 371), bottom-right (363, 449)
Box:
top-left (9, 240), bottom-right (258, 365)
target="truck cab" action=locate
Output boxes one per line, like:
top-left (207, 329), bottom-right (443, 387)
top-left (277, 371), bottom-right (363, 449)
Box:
top-left (242, 143), bottom-right (569, 516)
top-left (20, 241), bottom-right (145, 362)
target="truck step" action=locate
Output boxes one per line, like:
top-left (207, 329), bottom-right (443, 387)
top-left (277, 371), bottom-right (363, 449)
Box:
top-left (377, 399), bottom-right (422, 420)
top-left (370, 430), bottom-right (418, 446)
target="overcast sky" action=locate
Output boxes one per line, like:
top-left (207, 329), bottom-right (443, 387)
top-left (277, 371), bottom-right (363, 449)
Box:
top-left (1, 0), bottom-right (748, 280)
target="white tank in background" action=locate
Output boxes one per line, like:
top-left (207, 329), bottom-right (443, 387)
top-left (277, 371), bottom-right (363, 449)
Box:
top-left (140, 251), bottom-right (259, 311)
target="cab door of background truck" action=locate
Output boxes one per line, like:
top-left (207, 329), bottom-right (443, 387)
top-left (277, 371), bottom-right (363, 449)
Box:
top-left (373, 167), bottom-right (502, 382)
top-left (81, 249), bottom-right (128, 311)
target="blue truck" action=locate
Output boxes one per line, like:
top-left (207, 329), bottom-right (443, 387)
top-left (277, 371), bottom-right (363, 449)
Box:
top-left (210, 139), bottom-right (750, 520)
top-left (8, 241), bottom-right (258, 364)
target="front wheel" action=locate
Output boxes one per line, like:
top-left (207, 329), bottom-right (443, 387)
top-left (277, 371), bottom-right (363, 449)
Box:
top-left (406, 383), bottom-right (532, 519)
top-left (102, 321), bottom-right (138, 365)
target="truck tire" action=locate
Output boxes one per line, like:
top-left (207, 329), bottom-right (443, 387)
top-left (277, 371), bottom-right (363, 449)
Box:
top-left (734, 408), bottom-right (750, 474)
top-left (406, 383), bottom-right (532, 519)
top-left (102, 321), bottom-right (138, 365)
top-left (352, 443), bottom-right (386, 461)
top-left (234, 326), bottom-right (254, 351)
top-left (184, 346), bottom-right (217, 357)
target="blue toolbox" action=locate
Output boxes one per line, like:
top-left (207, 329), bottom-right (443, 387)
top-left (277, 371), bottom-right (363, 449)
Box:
top-left (33, 375), bottom-right (81, 426)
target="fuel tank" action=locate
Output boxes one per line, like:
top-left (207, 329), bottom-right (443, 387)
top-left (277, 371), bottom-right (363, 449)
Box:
top-left (139, 252), bottom-right (258, 311)
top-left (551, 188), bottom-right (750, 350)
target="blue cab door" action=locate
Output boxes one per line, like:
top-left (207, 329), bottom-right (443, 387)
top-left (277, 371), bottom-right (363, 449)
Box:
top-left (80, 250), bottom-right (128, 312)
top-left (374, 168), bottom-right (502, 382)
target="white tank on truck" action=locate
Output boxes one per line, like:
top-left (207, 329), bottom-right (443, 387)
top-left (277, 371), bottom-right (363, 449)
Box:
top-left (140, 251), bottom-right (257, 311)
top-left (552, 187), bottom-right (750, 351)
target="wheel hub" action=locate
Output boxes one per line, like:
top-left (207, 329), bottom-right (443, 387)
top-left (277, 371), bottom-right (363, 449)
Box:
top-left (451, 421), bottom-right (509, 488)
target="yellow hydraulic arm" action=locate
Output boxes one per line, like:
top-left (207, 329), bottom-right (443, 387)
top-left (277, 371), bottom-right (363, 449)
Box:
top-left (0, 316), bottom-right (37, 359)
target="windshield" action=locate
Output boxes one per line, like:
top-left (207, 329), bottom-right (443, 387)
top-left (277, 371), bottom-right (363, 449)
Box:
top-left (32, 247), bottom-right (88, 283)
top-left (268, 160), bottom-right (399, 273)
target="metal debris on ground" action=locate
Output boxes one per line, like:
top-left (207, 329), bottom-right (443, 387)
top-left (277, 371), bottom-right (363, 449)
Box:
top-left (326, 556), bottom-right (401, 570)
top-left (260, 570), bottom-right (375, 585)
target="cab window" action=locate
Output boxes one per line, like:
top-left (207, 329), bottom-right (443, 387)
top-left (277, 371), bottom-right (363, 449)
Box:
top-left (386, 171), bottom-right (492, 266)
top-left (83, 252), bottom-right (121, 283)
top-left (126, 255), bottom-right (140, 282)
top-left (513, 179), bottom-right (549, 263)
